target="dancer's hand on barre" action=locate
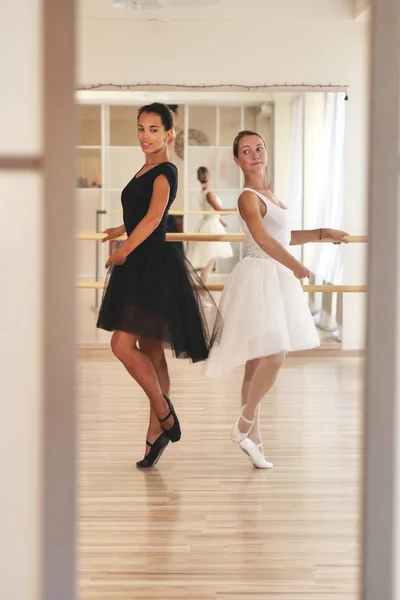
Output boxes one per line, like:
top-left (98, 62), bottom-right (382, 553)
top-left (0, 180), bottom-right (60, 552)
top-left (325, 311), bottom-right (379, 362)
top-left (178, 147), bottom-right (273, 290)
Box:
top-left (292, 263), bottom-right (310, 280)
top-left (105, 247), bottom-right (128, 268)
top-left (323, 228), bottom-right (349, 245)
top-left (101, 225), bottom-right (126, 243)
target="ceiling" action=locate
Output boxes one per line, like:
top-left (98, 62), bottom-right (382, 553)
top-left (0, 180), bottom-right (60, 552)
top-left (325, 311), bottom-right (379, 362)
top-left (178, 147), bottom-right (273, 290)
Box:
top-left (79, 0), bottom-right (369, 22)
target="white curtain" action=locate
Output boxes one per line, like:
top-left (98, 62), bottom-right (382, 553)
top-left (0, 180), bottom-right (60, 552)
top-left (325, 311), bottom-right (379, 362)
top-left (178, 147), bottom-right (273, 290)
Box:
top-left (310, 92), bottom-right (346, 335)
top-left (311, 92), bottom-right (347, 283)
top-left (287, 95), bottom-right (304, 261)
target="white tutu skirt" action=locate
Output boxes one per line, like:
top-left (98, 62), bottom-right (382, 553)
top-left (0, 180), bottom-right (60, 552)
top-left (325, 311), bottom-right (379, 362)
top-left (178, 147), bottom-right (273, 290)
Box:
top-left (186, 216), bottom-right (234, 269)
top-left (205, 255), bottom-right (320, 378)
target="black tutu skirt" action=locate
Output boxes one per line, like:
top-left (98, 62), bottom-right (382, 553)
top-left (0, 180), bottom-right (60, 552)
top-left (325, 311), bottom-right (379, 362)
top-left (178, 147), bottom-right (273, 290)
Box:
top-left (96, 238), bottom-right (222, 363)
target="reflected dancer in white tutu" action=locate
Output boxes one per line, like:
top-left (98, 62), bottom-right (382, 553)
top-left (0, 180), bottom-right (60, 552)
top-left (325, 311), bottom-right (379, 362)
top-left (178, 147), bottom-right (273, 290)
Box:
top-left (205, 130), bottom-right (348, 469)
top-left (186, 166), bottom-right (234, 290)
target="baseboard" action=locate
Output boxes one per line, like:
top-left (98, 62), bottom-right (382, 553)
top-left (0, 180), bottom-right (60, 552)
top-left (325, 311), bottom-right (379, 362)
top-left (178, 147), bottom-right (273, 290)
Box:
top-left (77, 343), bottom-right (365, 359)
top-left (78, 342), bottom-right (110, 350)
top-left (289, 348), bottom-right (364, 358)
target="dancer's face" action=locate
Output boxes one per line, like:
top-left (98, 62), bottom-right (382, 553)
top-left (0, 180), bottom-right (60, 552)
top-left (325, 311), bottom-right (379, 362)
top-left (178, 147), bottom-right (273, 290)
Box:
top-left (137, 112), bottom-right (174, 155)
top-left (234, 135), bottom-right (268, 176)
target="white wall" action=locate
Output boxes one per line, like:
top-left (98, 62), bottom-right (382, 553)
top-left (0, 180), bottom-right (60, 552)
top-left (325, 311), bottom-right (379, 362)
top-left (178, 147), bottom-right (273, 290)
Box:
top-left (78, 20), bottom-right (367, 88)
top-left (0, 2), bottom-right (42, 598)
top-left (78, 18), bottom-right (369, 350)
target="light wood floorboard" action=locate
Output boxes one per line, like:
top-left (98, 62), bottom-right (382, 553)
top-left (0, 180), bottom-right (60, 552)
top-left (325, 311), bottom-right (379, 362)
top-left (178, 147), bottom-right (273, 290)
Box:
top-left (78, 353), bottom-right (362, 599)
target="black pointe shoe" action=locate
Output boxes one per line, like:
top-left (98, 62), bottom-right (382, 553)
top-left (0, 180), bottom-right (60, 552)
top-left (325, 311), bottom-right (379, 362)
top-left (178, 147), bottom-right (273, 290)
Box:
top-left (136, 433), bottom-right (170, 469)
top-left (158, 395), bottom-right (181, 443)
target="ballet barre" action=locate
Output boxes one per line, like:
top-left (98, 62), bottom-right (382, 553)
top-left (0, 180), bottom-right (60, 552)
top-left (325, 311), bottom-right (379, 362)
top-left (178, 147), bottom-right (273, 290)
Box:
top-left (77, 281), bottom-right (366, 293)
top-left (78, 232), bottom-right (367, 243)
top-left (85, 228), bottom-right (367, 310)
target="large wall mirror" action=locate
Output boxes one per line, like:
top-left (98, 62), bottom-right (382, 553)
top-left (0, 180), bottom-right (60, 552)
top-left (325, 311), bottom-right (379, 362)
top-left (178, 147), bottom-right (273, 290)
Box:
top-left (76, 89), bottom-right (347, 349)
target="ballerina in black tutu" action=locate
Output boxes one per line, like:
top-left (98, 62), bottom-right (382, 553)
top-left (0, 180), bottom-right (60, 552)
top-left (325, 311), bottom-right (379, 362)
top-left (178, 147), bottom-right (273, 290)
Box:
top-left (97, 103), bottom-right (220, 468)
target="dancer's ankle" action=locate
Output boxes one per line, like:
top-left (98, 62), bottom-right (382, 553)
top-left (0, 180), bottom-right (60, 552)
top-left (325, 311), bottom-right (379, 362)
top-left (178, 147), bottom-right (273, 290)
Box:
top-left (248, 432), bottom-right (262, 447)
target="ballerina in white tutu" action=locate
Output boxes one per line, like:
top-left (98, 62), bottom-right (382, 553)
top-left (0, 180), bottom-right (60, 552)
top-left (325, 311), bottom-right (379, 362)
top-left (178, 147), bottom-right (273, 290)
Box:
top-left (205, 130), bottom-right (348, 469)
top-left (186, 166), bottom-right (234, 285)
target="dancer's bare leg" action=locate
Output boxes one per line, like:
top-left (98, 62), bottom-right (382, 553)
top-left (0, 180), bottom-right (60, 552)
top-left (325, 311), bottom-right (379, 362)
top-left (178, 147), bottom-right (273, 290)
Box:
top-left (111, 331), bottom-right (176, 452)
top-left (241, 358), bottom-right (263, 446)
top-left (238, 352), bottom-right (285, 436)
top-left (200, 259), bottom-right (215, 286)
top-left (139, 337), bottom-right (171, 455)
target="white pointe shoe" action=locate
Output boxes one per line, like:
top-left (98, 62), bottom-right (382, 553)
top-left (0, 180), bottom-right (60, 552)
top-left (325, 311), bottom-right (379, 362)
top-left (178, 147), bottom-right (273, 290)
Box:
top-left (231, 407), bottom-right (255, 444)
top-left (239, 438), bottom-right (274, 469)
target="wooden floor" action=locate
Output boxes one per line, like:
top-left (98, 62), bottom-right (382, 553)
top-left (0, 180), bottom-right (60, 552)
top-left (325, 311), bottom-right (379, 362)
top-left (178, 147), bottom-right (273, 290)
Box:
top-left (78, 352), bottom-right (362, 600)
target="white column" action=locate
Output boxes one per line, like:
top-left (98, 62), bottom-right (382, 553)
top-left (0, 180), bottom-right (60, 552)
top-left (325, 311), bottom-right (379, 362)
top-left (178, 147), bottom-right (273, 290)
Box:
top-left (0, 0), bottom-right (76, 599)
top-left (363, 1), bottom-right (400, 599)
